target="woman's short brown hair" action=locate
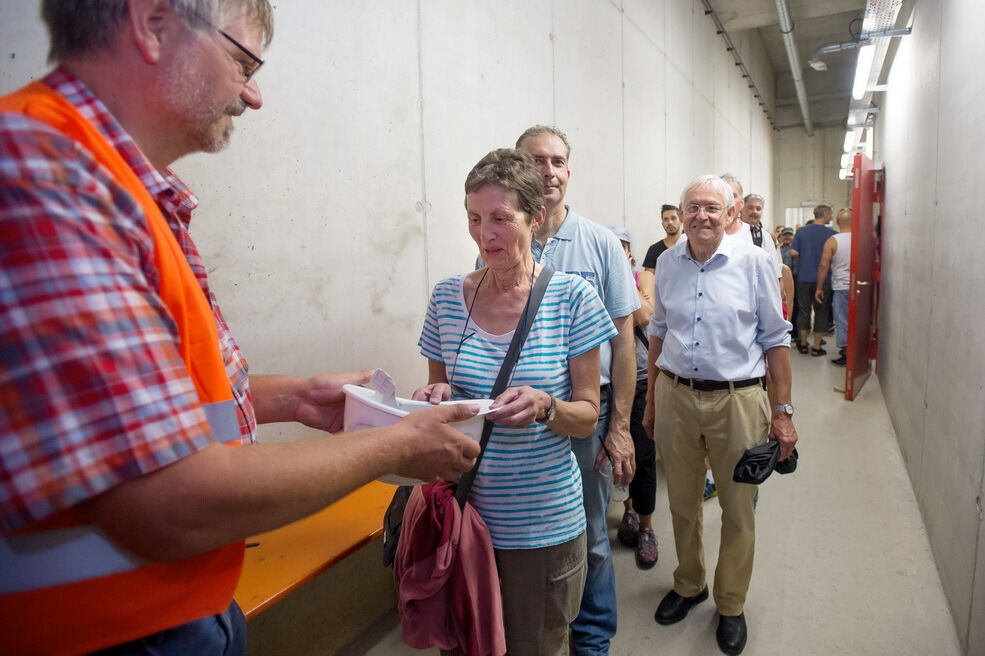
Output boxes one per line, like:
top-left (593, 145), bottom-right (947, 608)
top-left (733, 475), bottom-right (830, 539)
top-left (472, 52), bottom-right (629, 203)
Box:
top-left (464, 148), bottom-right (545, 220)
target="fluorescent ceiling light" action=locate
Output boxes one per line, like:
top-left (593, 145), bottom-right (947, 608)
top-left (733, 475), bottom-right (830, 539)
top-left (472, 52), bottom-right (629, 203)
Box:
top-left (844, 130), bottom-right (856, 152)
top-left (852, 45), bottom-right (876, 100)
top-left (841, 153), bottom-right (852, 169)
top-left (839, 169), bottom-right (851, 181)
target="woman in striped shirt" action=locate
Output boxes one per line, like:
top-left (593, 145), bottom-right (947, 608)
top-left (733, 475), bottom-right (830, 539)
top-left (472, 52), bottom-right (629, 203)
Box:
top-left (415, 148), bottom-right (616, 655)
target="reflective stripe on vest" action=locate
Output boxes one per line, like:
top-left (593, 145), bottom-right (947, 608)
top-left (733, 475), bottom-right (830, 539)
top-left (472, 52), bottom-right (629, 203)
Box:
top-left (0, 526), bottom-right (144, 595)
top-left (202, 398), bottom-right (241, 445)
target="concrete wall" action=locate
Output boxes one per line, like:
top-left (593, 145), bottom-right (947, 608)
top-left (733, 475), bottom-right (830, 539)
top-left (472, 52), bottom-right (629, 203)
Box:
top-left (0, 0), bottom-right (774, 444)
top-left (874, 0), bottom-right (985, 653)
top-left (773, 125), bottom-right (851, 227)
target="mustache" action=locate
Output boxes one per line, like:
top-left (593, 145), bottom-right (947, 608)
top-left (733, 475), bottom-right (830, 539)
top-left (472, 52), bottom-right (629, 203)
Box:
top-left (226, 99), bottom-right (247, 116)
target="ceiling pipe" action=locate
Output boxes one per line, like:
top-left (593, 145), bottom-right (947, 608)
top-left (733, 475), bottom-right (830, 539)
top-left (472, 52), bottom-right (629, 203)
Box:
top-left (774, 0), bottom-right (814, 136)
top-left (808, 27), bottom-right (911, 71)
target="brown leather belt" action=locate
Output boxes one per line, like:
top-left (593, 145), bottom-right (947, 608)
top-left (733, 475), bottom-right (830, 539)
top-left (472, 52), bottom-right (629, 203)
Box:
top-left (662, 369), bottom-right (765, 392)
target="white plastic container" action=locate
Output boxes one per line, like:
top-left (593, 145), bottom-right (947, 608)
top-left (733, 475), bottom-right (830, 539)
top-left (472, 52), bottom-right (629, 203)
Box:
top-left (341, 384), bottom-right (495, 485)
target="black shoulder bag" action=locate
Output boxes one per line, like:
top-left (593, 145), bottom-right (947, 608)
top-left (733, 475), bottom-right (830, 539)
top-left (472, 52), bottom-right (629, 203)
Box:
top-left (382, 267), bottom-right (554, 566)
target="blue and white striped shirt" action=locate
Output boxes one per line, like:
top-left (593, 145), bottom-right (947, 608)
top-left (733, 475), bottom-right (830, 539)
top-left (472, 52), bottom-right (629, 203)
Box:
top-left (419, 272), bottom-right (617, 549)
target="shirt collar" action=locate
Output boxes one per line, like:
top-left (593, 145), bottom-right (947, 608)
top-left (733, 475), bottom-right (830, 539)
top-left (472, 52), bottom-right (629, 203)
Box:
top-left (677, 231), bottom-right (734, 263)
top-left (43, 67), bottom-right (200, 224)
top-left (551, 206), bottom-right (577, 241)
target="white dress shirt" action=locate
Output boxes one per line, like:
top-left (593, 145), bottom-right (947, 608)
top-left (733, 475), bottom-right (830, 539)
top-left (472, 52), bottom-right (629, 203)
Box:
top-left (648, 236), bottom-right (792, 381)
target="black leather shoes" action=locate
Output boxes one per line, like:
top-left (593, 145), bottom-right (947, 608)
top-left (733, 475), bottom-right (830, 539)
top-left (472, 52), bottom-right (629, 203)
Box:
top-left (716, 613), bottom-right (747, 655)
top-left (654, 587), bottom-right (708, 625)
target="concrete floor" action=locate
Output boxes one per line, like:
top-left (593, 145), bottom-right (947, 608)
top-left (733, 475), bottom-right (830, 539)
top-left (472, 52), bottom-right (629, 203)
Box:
top-left (362, 352), bottom-right (962, 655)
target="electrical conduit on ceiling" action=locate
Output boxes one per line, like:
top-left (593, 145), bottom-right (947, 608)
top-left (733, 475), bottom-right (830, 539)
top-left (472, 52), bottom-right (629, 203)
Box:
top-left (774, 0), bottom-right (813, 136)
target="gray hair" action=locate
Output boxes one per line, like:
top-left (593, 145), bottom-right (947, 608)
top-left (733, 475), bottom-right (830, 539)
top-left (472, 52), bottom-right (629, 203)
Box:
top-left (515, 125), bottom-right (572, 160)
top-left (680, 175), bottom-right (735, 211)
top-left (814, 203), bottom-right (833, 219)
top-left (42, 0), bottom-right (274, 62)
top-left (743, 193), bottom-right (765, 205)
top-left (465, 149), bottom-right (545, 220)
top-left (719, 172), bottom-right (743, 196)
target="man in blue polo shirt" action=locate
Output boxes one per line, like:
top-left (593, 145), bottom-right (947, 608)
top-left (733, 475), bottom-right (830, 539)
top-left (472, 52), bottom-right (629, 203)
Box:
top-left (516, 125), bottom-right (640, 655)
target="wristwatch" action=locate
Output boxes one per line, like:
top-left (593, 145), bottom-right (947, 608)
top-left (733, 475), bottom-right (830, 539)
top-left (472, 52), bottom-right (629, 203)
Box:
top-left (540, 395), bottom-right (557, 424)
top-left (774, 403), bottom-right (794, 417)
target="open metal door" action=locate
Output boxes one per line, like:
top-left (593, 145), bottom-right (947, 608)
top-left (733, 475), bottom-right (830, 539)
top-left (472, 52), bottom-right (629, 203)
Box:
top-left (845, 154), bottom-right (879, 400)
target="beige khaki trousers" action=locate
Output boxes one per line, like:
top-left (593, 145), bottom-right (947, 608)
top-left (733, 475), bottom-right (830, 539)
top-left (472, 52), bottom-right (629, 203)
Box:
top-left (653, 372), bottom-right (770, 616)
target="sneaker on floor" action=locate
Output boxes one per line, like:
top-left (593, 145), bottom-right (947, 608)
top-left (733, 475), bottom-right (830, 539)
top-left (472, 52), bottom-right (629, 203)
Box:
top-left (703, 480), bottom-right (718, 501)
top-left (796, 343), bottom-right (809, 354)
top-left (617, 510), bottom-right (640, 548)
top-left (635, 528), bottom-right (658, 569)
top-left (810, 347), bottom-right (827, 356)
top-left (831, 355), bottom-right (847, 366)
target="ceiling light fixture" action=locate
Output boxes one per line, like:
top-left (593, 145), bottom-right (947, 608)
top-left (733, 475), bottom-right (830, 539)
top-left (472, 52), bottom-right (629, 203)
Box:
top-left (844, 129), bottom-right (856, 152)
top-left (852, 44), bottom-right (876, 100)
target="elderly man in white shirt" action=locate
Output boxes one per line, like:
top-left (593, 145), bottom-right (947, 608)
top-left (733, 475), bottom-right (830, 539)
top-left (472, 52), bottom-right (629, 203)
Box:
top-left (643, 175), bottom-right (798, 656)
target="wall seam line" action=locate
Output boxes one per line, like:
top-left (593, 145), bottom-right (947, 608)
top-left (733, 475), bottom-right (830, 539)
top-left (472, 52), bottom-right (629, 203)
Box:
top-left (550, 0), bottom-right (556, 122)
top-left (923, 2), bottom-right (972, 648)
top-left (415, 0), bottom-right (430, 300)
top-left (621, 7), bottom-right (626, 224)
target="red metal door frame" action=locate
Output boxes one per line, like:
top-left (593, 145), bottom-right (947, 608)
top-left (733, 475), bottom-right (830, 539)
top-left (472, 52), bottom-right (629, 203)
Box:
top-left (845, 154), bottom-right (878, 400)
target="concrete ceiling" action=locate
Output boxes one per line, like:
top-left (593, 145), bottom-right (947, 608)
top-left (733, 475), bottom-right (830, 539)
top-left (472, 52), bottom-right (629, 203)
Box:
top-left (711, 0), bottom-right (867, 131)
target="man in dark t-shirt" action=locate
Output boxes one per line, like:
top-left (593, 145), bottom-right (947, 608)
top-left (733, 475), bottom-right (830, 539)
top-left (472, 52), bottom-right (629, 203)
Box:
top-left (790, 205), bottom-right (836, 354)
top-left (638, 204), bottom-right (682, 296)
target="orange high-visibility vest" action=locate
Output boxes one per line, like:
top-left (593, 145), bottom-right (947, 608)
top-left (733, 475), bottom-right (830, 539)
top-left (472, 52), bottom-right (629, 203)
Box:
top-left (0, 82), bottom-right (245, 655)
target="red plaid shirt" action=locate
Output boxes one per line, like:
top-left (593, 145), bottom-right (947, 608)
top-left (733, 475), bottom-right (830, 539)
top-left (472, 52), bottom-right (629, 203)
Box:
top-left (0, 69), bottom-right (256, 535)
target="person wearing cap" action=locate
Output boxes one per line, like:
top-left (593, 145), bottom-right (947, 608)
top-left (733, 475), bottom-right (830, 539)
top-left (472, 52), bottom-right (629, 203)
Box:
top-left (643, 175), bottom-right (797, 655)
top-left (778, 227), bottom-right (797, 322)
top-left (609, 226), bottom-right (660, 571)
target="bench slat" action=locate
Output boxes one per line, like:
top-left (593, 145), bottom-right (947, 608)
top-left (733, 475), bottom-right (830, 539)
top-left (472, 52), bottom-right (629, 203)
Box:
top-left (234, 481), bottom-right (397, 619)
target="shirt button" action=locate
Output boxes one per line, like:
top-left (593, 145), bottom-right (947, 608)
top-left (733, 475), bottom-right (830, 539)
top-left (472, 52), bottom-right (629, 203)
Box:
top-left (696, 317), bottom-right (701, 322)
top-left (693, 367), bottom-right (699, 371)
top-left (698, 292), bottom-right (703, 297)
top-left (695, 341), bottom-right (700, 346)
top-left (700, 268), bottom-right (705, 272)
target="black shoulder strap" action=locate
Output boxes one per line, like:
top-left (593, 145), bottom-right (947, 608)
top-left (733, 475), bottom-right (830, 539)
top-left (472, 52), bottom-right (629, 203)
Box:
top-left (455, 267), bottom-right (554, 508)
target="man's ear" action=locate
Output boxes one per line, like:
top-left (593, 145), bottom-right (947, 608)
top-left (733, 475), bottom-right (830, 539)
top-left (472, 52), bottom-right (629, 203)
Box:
top-left (127, 0), bottom-right (173, 64)
top-left (532, 206), bottom-right (547, 231)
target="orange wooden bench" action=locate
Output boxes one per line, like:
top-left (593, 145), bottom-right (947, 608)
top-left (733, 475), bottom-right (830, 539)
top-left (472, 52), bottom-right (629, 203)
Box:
top-left (233, 480), bottom-right (397, 619)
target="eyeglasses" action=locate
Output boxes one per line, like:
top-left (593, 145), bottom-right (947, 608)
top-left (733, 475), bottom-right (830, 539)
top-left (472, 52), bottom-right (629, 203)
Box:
top-left (172, 1), bottom-right (265, 82)
top-left (447, 332), bottom-right (477, 400)
top-left (683, 203), bottom-right (724, 217)
top-left (215, 28), bottom-right (264, 82)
